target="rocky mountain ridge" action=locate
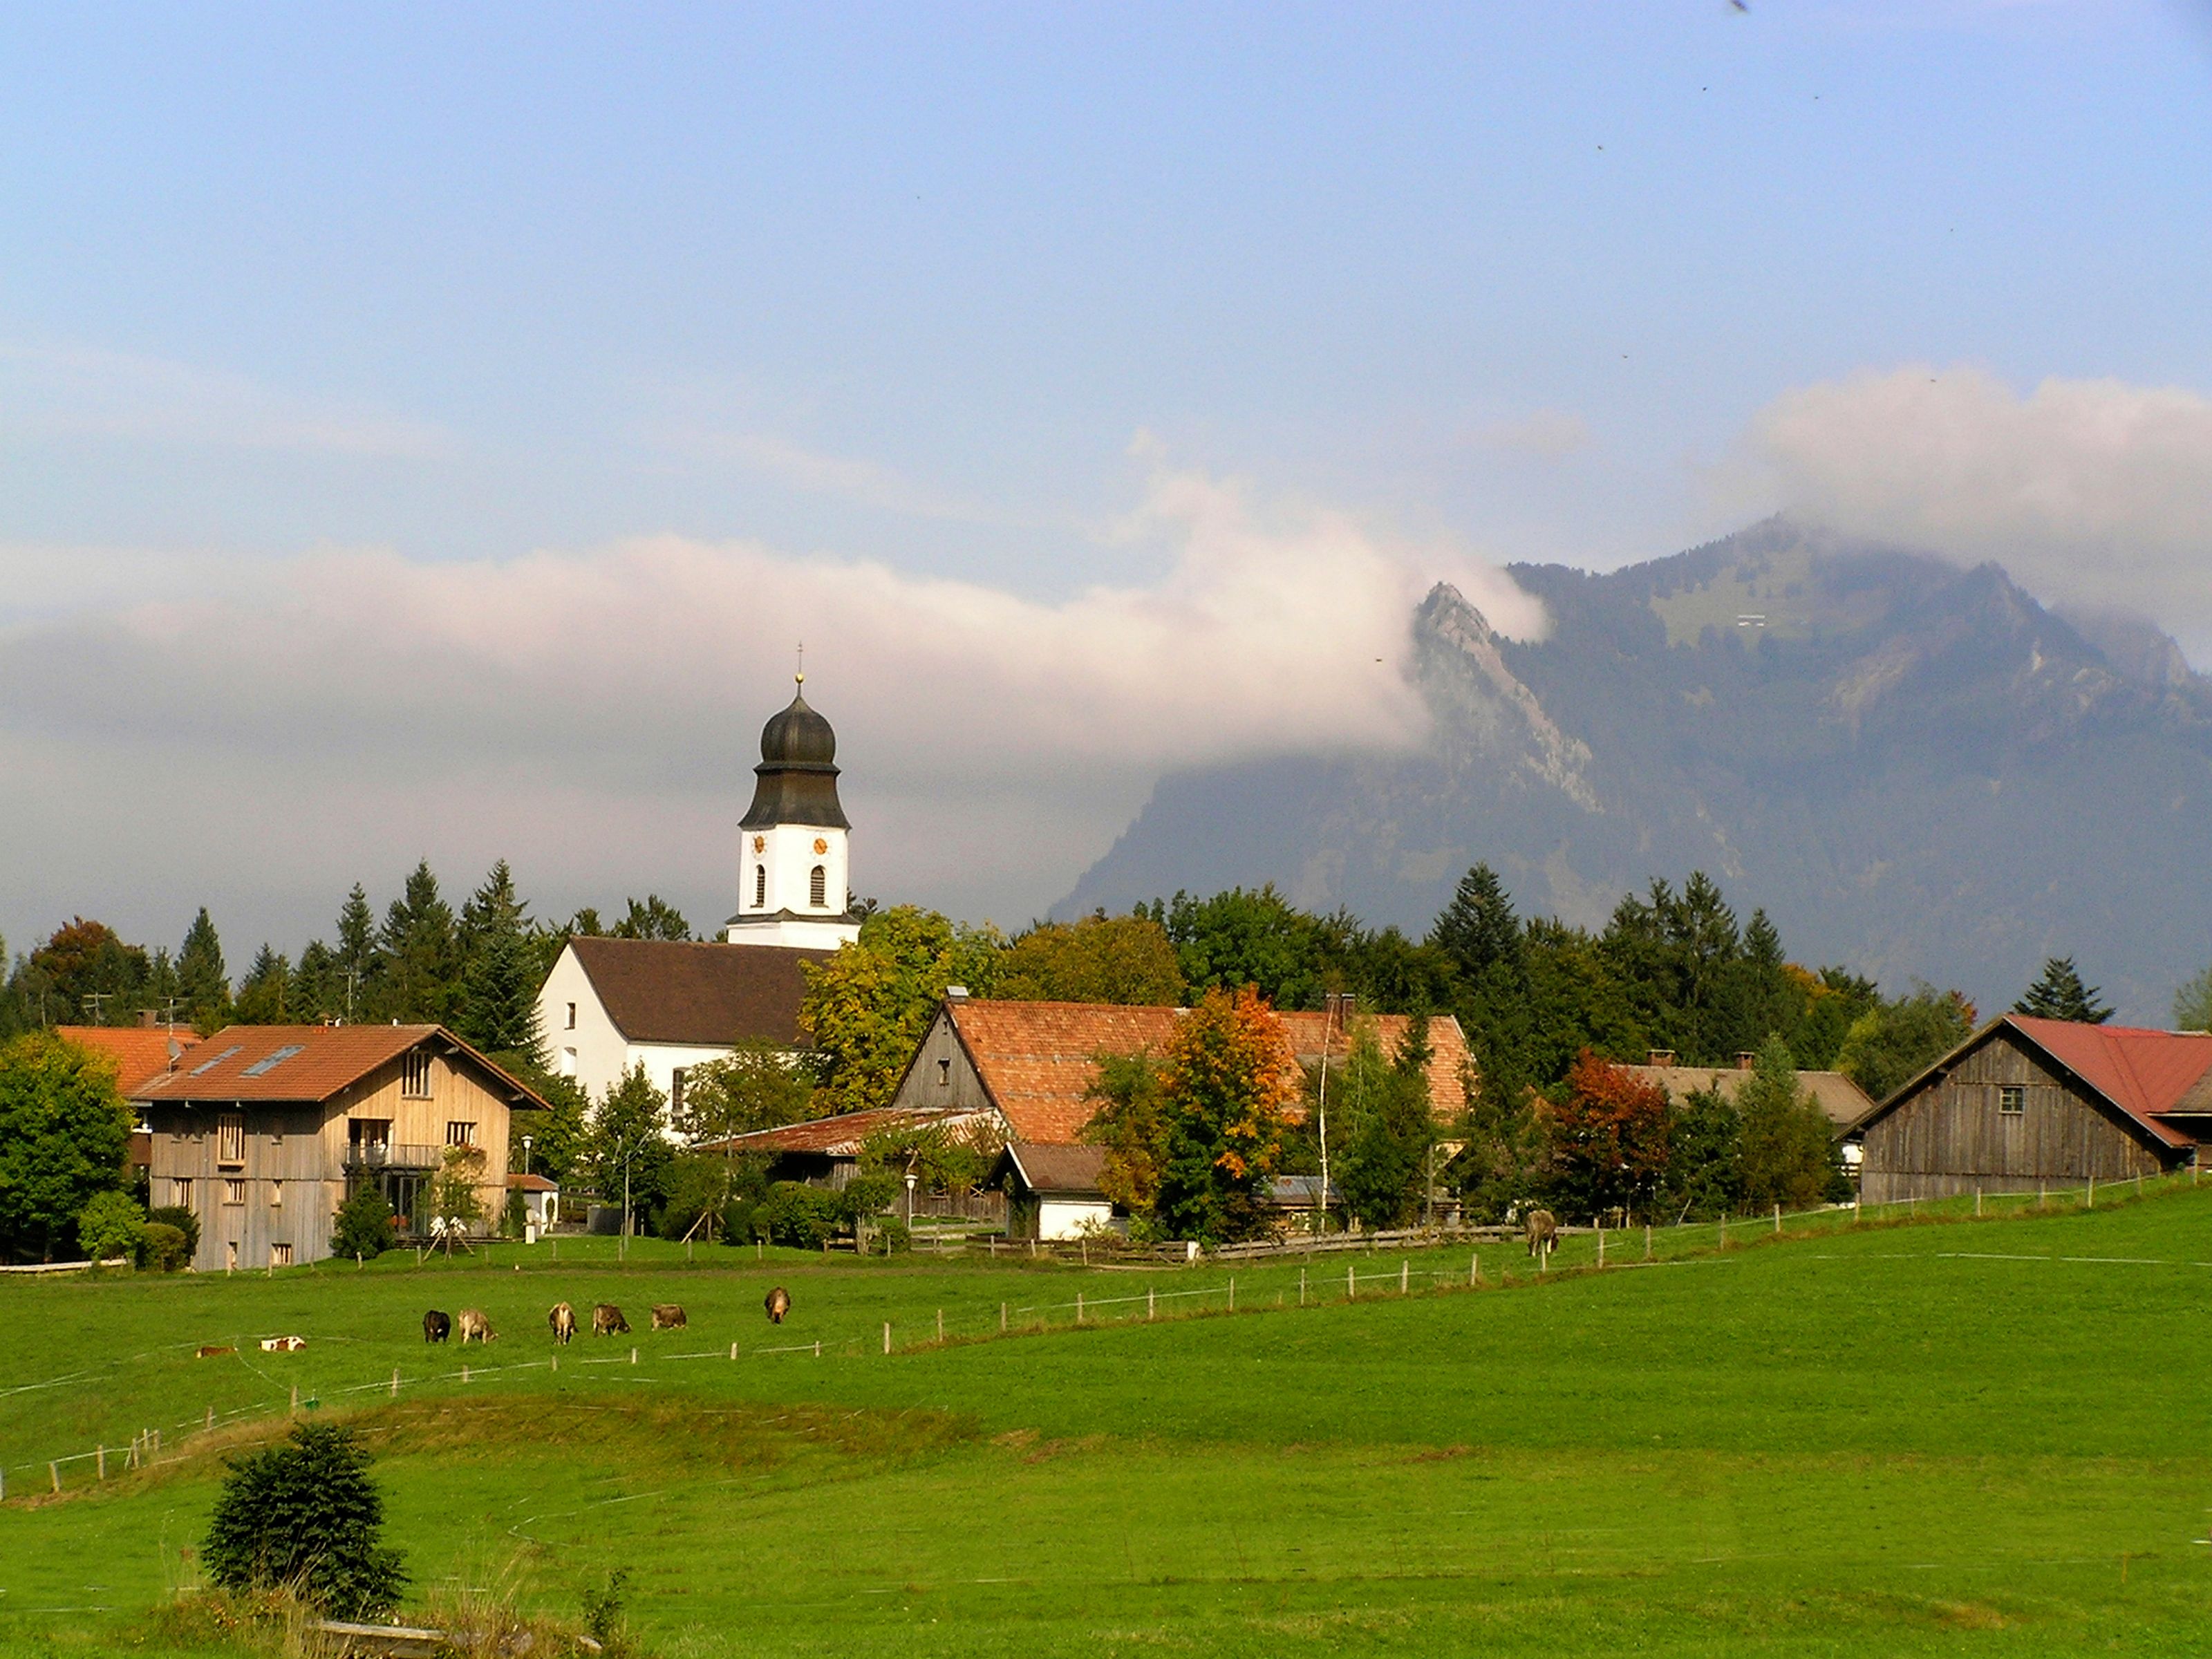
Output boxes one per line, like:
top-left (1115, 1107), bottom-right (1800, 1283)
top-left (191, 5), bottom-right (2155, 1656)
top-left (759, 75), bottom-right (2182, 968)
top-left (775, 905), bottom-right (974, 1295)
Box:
top-left (1061, 518), bottom-right (2212, 1022)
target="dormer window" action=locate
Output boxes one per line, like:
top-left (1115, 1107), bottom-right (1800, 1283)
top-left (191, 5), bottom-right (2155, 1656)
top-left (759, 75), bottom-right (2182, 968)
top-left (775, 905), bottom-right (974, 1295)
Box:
top-left (809, 865), bottom-right (827, 907)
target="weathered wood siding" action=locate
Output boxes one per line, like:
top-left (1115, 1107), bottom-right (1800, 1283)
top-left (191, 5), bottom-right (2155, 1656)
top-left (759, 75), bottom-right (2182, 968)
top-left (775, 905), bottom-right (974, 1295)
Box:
top-left (887, 1010), bottom-right (997, 1117)
top-left (1859, 1028), bottom-right (2171, 1202)
top-left (146, 1044), bottom-right (518, 1271)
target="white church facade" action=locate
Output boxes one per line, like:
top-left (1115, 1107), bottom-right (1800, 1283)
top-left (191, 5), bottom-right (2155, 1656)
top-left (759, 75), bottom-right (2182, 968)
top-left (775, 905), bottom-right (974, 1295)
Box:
top-left (534, 677), bottom-right (861, 1107)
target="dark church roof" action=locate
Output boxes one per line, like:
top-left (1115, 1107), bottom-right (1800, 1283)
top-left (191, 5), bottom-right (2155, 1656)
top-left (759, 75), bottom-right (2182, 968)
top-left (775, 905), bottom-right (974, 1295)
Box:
top-left (740, 679), bottom-right (849, 830)
top-left (566, 936), bottom-right (830, 1047)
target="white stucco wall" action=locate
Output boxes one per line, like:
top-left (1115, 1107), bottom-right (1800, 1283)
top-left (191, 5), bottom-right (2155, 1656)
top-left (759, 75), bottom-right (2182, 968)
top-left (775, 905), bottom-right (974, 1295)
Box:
top-left (1038, 1199), bottom-right (1114, 1241)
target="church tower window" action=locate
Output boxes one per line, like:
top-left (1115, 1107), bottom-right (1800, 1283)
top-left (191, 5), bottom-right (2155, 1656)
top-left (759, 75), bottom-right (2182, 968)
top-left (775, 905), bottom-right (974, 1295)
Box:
top-left (755, 865), bottom-right (767, 909)
top-left (809, 865), bottom-right (827, 907)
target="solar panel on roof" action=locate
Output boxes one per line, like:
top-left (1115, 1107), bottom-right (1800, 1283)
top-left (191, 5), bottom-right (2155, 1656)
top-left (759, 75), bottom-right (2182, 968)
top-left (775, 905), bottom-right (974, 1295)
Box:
top-left (241, 1044), bottom-right (306, 1078)
top-left (188, 1045), bottom-right (243, 1076)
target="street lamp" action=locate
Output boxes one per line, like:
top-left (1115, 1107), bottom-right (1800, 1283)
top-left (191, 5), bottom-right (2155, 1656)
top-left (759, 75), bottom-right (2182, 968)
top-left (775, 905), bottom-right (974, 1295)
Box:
top-left (521, 1135), bottom-right (533, 1175)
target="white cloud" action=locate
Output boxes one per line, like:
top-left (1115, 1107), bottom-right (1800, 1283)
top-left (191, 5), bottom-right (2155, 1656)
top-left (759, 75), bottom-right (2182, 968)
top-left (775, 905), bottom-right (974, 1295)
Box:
top-left (0, 462), bottom-right (1543, 940)
top-left (0, 341), bottom-right (452, 458)
top-left (1737, 364), bottom-right (2212, 659)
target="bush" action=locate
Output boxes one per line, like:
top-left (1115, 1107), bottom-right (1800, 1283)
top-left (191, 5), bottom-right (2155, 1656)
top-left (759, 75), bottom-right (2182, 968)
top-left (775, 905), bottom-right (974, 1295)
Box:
top-left (719, 1198), bottom-right (761, 1245)
top-left (838, 1171), bottom-right (899, 1224)
top-left (331, 1186), bottom-right (396, 1261)
top-left (147, 1203), bottom-right (200, 1259)
top-left (76, 1190), bottom-right (144, 1262)
top-left (758, 1182), bottom-right (844, 1250)
top-left (203, 1423), bottom-right (406, 1619)
top-left (865, 1217), bottom-right (912, 1255)
top-left (139, 1221), bottom-right (191, 1273)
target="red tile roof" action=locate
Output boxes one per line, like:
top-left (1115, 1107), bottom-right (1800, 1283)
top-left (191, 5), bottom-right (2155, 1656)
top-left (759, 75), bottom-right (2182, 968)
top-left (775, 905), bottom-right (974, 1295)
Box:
top-left (2007, 1016), bottom-right (2212, 1149)
top-left (944, 1000), bottom-right (1470, 1145)
top-left (566, 937), bottom-right (828, 1047)
top-left (55, 1026), bottom-right (202, 1093)
top-left (1622, 1063), bottom-right (1877, 1131)
top-left (129, 1024), bottom-right (545, 1109)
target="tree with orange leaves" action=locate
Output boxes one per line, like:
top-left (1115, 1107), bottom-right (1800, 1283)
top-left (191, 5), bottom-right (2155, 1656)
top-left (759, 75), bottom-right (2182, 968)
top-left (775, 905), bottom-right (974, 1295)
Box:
top-left (1539, 1049), bottom-right (1669, 1223)
top-left (1156, 986), bottom-right (1295, 1243)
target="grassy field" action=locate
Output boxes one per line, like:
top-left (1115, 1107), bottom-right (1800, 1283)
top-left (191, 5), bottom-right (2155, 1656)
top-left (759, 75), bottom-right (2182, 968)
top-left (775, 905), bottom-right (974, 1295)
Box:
top-left (4, 1185), bottom-right (2211, 1655)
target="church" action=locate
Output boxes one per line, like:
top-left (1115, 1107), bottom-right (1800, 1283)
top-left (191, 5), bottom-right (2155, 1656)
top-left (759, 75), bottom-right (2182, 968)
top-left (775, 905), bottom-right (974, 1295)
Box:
top-left (533, 676), bottom-right (860, 1108)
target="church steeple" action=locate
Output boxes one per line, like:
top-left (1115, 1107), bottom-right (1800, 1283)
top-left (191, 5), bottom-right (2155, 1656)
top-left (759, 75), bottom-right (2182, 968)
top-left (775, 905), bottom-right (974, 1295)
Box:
top-left (723, 676), bottom-right (861, 951)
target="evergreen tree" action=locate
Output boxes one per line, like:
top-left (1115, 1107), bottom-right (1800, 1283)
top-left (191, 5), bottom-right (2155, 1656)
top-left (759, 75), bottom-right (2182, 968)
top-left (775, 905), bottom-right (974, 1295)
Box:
top-left (1734, 1036), bottom-right (1841, 1212)
top-left (583, 1065), bottom-right (674, 1234)
top-left (611, 895), bottom-right (691, 941)
top-left (2012, 957), bottom-right (2112, 1025)
top-left (234, 945), bottom-right (292, 1024)
top-left (176, 908), bottom-right (230, 1029)
top-left (1656, 1083), bottom-right (1742, 1222)
top-left (375, 861), bottom-right (460, 1024)
top-left (334, 883), bottom-right (377, 1020)
top-left (456, 860), bottom-right (544, 1060)
top-left (1337, 1014), bottom-right (1438, 1228)
top-left (203, 1423), bottom-right (406, 1618)
top-left (2174, 966), bottom-right (2212, 1034)
top-left (291, 940), bottom-right (337, 1023)
top-left (0, 1032), bottom-right (136, 1260)
top-left (1430, 864), bottom-right (1524, 982)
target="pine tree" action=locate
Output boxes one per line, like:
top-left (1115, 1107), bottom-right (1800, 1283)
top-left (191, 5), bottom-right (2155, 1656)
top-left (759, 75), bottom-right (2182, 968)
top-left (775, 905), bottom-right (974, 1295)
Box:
top-left (234, 946), bottom-right (292, 1024)
top-left (2012, 957), bottom-right (2112, 1025)
top-left (176, 908), bottom-right (230, 1029)
top-left (376, 862), bottom-right (460, 1024)
top-left (455, 860), bottom-right (544, 1061)
top-left (291, 940), bottom-right (336, 1023)
top-left (1338, 1013), bottom-right (1439, 1228)
top-left (1735, 1035), bottom-right (1840, 1212)
top-left (334, 884), bottom-right (377, 1020)
top-left (612, 896), bottom-right (691, 941)
top-left (1430, 865), bottom-right (1524, 982)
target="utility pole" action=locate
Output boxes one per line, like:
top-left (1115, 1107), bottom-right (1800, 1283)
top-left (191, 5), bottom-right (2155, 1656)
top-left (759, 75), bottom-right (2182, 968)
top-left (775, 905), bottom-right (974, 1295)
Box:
top-left (1315, 991), bottom-right (1353, 1235)
top-left (82, 991), bottom-right (111, 1024)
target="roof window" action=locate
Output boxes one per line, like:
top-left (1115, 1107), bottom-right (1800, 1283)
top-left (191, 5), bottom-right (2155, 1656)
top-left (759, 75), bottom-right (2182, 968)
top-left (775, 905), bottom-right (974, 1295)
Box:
top-left (241, 1044), bottom-right (306, 1078)
top-left (189, 1044), bottom-right (243, 1077)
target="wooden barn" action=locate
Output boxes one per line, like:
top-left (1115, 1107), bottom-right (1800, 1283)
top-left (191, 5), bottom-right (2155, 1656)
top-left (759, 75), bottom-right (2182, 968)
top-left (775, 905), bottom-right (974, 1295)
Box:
top-left (1854, 1015), bottom-right (2212, 1203)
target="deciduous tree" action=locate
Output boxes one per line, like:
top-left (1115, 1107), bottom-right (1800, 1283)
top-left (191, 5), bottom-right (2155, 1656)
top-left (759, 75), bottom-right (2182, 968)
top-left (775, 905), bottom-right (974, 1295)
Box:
top-left (800, 907), bottom-right (1004, 1112)
top-left (0, 1032), bottom-right (135, 1261)
top-left (995, 914), bottom-right (1186, 1004)
top-left (1538, 1051), bottom-right (1669, 1223)
top-left (1155, 986), bottom-right (1295, 1243)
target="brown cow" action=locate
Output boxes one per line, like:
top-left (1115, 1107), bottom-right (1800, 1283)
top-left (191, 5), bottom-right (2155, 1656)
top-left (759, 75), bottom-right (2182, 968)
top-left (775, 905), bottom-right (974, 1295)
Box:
top-left (422, 1310), bottom-right (451, 1344)
top-left (592, 1302), bottom-right (630, 1337)
top-left (764, 1286), bottom-right (791, 1324)
top-left (1523, 1208), bottom-right (1559, 1260)
top-left (548, 1302), bottom-right (577, 1344)
top-left (650, 1304), bottom-right (686, 1331)
top-left (457, 1308), bottom-right (496, 1344)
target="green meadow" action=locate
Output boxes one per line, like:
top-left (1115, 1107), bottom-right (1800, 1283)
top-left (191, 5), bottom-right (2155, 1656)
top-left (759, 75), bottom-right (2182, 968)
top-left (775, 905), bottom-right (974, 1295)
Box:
top-left (4, 1188), bottom-right (2211, 1656)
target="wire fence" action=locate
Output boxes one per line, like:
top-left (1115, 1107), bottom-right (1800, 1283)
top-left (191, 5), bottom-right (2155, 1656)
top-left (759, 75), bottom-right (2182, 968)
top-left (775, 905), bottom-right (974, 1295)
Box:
top-left (6, 1163), bottom-right (2201, 1501)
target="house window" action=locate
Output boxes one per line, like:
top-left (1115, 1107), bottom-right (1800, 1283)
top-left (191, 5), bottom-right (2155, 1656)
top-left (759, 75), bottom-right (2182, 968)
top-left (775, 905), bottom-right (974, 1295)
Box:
top-left (671, 1068), bottom-right (688, 1115)
top-left (560, 1047), bottom-right (578, 1078)
top-left (755, 865), bottom-right (767, 908)
top-left (225, 1241), bottom-right (238, 1272)
top-left (402, 1051), bottom-right (433, 1098)
top-left (445, 1121), bottom-right (478, 1148)
top-left (268, 1181), bottom-right (283, 1209)
top-left (1998, 1085), bottom-right (2026, 1116)
top-left (809, 864), bottom-right (827, 907)
top-left (217, 1114), bottom-right (245, 1166)
top-left (937, 1058), bottom-right (951, 1087)
top-left (223, 1179), bottom-right (246, 1207)
top-left (565, 1002), bottom-right (577, 1031)
top-left (270, 1242), bottom-right (292, 1268)
top-left (169, 1179), bottom-right (192, 1210)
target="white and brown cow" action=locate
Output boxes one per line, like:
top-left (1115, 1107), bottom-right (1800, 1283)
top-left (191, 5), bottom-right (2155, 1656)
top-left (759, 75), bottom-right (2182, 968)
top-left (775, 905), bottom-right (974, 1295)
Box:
top-left (456, 1308), bottom-right (496, 1344)
top-left (592, 1303), bottom-right (630, 1337)
top-left (1523, 1209), bottom-right (1559, 1260)
top-left (650, 1304), bottom-right (686, 1331)
top-left (548, 1302), bottom-right (577, 1344)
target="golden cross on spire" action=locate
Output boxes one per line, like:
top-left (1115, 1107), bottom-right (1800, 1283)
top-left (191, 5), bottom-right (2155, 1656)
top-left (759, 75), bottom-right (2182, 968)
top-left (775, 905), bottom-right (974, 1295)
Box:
top-left (795, 641), bottom-right (805, 686)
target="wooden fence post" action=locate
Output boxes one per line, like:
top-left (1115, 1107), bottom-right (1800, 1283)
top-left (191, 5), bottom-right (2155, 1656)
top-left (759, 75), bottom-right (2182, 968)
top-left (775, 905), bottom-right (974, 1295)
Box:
top-left (1719, 1213), bottom-right (1727, 1248)
top-left (936, 1309), bottom-right (944, 1342)
top-left (290, 1385), bottom-right (300, 1416)
top-left (883, 1322), bottom-right (891, 1354)
top-left (814, 1340), bottom-right (821, 1358)
top-left (1347, 1264), bottom-right (1356, 1300)
top-left (1000, 1302), bottom-right (1008, 1333)
top-left (205, 1407), bottom-right (214, 1433)
top-left (2088, 1175), bottom-right (2095, 1209)
top-left (628, 1347), bottom-right (637, 1366)
top-left (1472, 1252), bottom-right (1479, 1286)
top-left (1644, 1224), bottom-right (1652, 1262)
top-left (1399, 1260), bottom-right (1409, 1293)
top-left (1228, 1277), bottom-right (1236, 1311)
top-left (729, 1342), bottom-right (738, 1361)
top-left (1076, 1291), bottom-right (1085, 1324)
top-left (1148, 1286), bottom-right (1156, 1320)
top-left (1976, 1188), bottom-right (1983, 1217)
top-left (1596, 1228), bottom-right (1604, 1268)
top-left (50, 1463), bottom-right (60, 1494)
top-left (97, 1446), bottom-right (105, 1481)
top-left (461, 1365), bottom-right (470, 1385)
top-left (391, 1368), bottom-right (400, 1398)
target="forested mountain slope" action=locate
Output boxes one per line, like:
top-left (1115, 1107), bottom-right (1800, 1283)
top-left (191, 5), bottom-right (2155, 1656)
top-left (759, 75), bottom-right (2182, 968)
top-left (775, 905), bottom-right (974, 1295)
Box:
top-left (1062, 518), bottom-right (2212, 1022)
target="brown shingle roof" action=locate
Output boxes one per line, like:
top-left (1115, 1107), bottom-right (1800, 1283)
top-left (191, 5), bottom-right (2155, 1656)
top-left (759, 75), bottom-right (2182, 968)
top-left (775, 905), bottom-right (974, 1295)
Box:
top-left (1003, 1142), bottom-right (1109, 1198)
top-left (55, 1026), bottom-right (202, 1093)
top-left (1622, 1064), bottom-right (1878, 1132)
top-left (944, 1000), bottom-right (1470, 1145)
top-left (567, 937), bottom-right (829, 1047)
top-left (129, 1024), bottom-right (545, 1109)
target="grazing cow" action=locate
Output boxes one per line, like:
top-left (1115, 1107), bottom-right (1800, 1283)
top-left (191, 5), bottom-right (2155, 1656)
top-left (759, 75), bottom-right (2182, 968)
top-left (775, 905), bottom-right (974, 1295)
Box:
top-left (1524, 1209), bottom-right (1559, 1260)
top-left (423, 1309), bottom-right (452, 1344)
top-left (764, 1286), bottom-right (791, 1324)
top-left (650, 1304), bottom-right (686, 1331)
top-left (457, 1308), bottom-right (496, 1344)
top-left (548, 1302), bottom-right (577, 1344)
top-left (592, 1303), bottom-right (630, 1337)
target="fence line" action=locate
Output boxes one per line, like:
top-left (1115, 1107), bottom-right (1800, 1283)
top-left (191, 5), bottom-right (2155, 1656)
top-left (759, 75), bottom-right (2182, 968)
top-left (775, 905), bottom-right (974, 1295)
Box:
top-left (7, 1167), bottom-right (2196, 1501)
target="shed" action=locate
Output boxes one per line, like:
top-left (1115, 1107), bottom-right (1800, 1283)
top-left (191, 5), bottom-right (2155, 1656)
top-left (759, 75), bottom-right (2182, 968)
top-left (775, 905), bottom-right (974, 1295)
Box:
top-left (996, 1143), bottom-right (1114, 1241)
top-left (1853, 1015), bottom-right (2212, 1202)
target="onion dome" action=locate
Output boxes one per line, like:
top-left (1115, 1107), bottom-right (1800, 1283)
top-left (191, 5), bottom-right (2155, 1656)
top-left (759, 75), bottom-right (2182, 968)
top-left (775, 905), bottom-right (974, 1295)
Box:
top-left (740, 677), bottom-right (849, 830)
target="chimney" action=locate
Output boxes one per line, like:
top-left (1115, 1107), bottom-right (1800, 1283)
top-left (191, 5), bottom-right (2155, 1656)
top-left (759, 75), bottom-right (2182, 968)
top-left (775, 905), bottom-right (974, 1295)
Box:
top-left (1736, 1051), bottom-right (1756, 1071)
top-left (944, 985), bottom-right (970, 1003)
top-left (1647, 1049), bottom-right (1676, 1068)
top-left (138, 1008), bottom-right (159, 1029)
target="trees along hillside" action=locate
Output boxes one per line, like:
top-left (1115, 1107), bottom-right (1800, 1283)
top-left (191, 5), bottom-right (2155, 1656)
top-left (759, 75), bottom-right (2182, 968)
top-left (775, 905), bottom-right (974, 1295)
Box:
top-left (1155, 986), bottom-right (1295, 1244)
top-left (0, 1031), bottom-right (135, 1261)
top-left (800, 906), bottom-right (1005, 1113)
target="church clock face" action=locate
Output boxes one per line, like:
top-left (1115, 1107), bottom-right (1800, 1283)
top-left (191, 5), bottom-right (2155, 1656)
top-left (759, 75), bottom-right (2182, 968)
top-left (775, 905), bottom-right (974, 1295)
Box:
top-left (814, 837), bottom-right (829, 855)
top-left (753, 835), bottom-right (765, 853)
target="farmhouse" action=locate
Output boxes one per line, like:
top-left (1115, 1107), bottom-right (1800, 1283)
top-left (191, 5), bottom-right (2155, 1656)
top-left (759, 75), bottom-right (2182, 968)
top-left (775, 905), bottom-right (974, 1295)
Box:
top-left (995, 1143), bottom-right (1113, 1240)
top-left (57, 1022), bottom-right (206, 1178)
top-left (885, 993), bottom-right (1470, 1141)
top-left (1853, 1015), bottom-right (2212, 1203)
top-left (132, 1024), bottom-right (545, 1271)
top-left (1622, 1052), bottom-right (1877, 1135)
top-left (532, 677), bottom-right (859, 1105)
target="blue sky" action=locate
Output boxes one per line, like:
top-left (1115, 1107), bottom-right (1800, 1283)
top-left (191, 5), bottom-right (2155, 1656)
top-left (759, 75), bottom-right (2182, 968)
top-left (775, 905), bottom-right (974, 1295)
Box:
top-left (3, 1), bottom-right (2210, 961)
